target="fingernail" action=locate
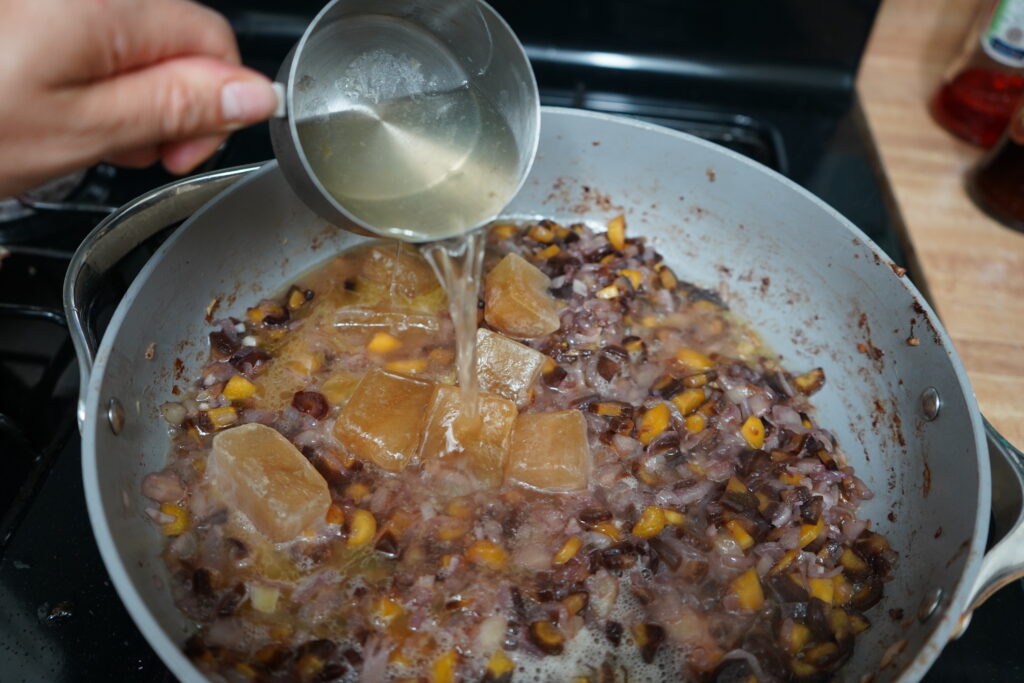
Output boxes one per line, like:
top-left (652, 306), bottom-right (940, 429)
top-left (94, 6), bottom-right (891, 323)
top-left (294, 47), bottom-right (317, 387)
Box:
top-left (221, 80), bottom-right (278, 122)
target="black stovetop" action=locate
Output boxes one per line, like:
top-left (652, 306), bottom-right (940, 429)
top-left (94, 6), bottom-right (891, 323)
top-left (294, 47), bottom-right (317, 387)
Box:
top-left (1, 2), bottom-right (1022, 681)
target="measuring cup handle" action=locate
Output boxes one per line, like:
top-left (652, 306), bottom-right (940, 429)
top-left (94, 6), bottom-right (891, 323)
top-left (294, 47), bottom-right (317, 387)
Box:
top-left (272, 82), bottom-right (287, 118)
top-left (62, 163), bottom-right (265, 432)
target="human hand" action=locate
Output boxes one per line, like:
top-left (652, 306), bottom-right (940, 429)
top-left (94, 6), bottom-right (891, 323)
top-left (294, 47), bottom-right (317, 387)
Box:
top-left (0, 0), bottom-right (279, 196)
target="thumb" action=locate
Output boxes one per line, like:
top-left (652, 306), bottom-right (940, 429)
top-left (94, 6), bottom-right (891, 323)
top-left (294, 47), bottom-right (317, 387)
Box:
top-left (77, 56), bottom-right (279, 159)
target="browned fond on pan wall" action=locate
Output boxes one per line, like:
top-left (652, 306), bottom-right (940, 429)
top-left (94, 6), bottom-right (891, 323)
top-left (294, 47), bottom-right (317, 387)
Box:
top-left (859, 0), bottom-right (1024, 447)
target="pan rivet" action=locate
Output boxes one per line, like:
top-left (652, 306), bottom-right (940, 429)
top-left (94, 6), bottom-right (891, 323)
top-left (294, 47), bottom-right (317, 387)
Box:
top-left (917, 587), bottom-right (943, 622)
top-left (921, 387), bottom-right (941, 421)
top-left (107, 397), bottom-right (125, 435)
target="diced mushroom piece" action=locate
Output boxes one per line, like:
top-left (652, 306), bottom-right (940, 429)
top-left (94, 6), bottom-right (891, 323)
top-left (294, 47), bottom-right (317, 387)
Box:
top-left (208, 424), bottom-right (330, 542)
top-left (359, 242), bottom-right (441, 299)
top-left (332, 368), bottom-right (433, 472)
top-left (475, 328), bottom-right (547, 407)
top-left (484, 253), bottom-right (561, 339)
top-left (506, 410), bottom-right (590, 491)
top-left (419, 385), bottom-right (517, 487)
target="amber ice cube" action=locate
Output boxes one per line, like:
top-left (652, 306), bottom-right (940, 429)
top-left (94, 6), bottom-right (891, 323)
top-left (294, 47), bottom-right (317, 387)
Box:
top-left (209, 423), bottom-right (330, 542)
top-left (506, 410), bottom-right (590, 491)
top-left (484, 253), bottom-right (561, 339)
top-left (359, 242), bottom-right (441, 299)
top-left (333, 368), bottom-right (434, 472)
top-left (475, 328), bottom-right (546, 407)
top-left (419, 384), bottom-right (518, 487)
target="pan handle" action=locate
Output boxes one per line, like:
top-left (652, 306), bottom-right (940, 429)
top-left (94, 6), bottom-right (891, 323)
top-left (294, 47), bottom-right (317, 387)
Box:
top-left (62, 162), bottom-right (266, 432)
top-left (955, 419), bottom-right (1024, 636)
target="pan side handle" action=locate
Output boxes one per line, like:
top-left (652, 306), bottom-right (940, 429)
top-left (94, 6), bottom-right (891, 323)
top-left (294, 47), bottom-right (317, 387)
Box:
top-left (955, 419), bottom-right (1024, 637)
top-left (62, 163), bottom-right (265, 432)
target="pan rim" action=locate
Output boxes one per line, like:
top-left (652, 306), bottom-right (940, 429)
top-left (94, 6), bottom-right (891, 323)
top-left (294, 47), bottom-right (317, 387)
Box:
top-left (82, 106), bottom-right (989, 682)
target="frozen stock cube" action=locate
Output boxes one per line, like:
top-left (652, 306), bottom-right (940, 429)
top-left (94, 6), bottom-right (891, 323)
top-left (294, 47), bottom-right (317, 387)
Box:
top-left (359, 242), bottom-right (441, 299)
top-left (506, 410), bottom-right (590, 491)
top-left (484, 253), bottom-right (561, 339)
top-left (475, 328), bottom-right (546, 407)
top-left (332, 368), bottom-right (434, 472)
top-left (209, 423), bottom-right (330, 542)
top-left (418, 385), bottom-right (518, 487)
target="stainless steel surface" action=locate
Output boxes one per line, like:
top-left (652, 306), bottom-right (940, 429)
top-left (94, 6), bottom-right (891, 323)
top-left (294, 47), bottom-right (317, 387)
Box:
top-left (918, 587), bottom-right (944, 623)
top-left (106, 398), bottom-right (124, 436)
top-left (63, 163), bottom-right (263, 430)
top-left (922, 386), bottom-right (941, 421)
top-left (268, 0), bottom-right (539, 241)
top-left (69, 108), bottom-right (1014, 681)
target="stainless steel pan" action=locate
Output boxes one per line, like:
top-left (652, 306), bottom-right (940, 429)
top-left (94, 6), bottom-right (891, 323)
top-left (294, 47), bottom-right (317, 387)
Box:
top-left (65, 107), bottom-right (1024, 681)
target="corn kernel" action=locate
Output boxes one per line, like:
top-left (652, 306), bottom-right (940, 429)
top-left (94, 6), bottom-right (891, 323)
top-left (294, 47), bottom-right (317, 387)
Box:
top-left (755, 491), bottom-right (770, 512)
top-left (595, 285), bottom-right (619, 300)
top-left (632, 506), bottom-right (666, 538)
top-left (386, 358), bottom-right (427, 374)
top-left (729, 568), bottom-right (764, 610)
top-left (367, 332), bottom-right (402, 354)
top-left (592, 521), bottom-right (622, 542)
top-left (770, 549), bottom-right (800, 575)
top-left (486, 651), bottom-right (515, 679)
top-left (830, 608), bottom-right (850, 639)
top-left (553, 536), bottom-right (582, 565)
top-left (563, 592), bottom-right (588, 616)
top-left (345, 482), bottom-right (370, 502)
top-left (206, 405), bottom-right (238, 429)
top-left (284, 351), bottom-right (321, 376)
top-left (618, 269), bottom-right (643, 290)
top-left (431, 649), bottom-right (458, 683)
top-left (373, 597), bottom-right (404, 626)
top-left (607, 215), bottom-right (626, 251)
top-left (725, 519), bottom-right (754, 550)
top-left (325, 504), bottom-right (345, 525)
top-left (671, 388), bottom-right (705, 416)
top-left (663, 509), bottom-right (685, 526)
top-left (780, 471), bottom-right (803, 486)
top-left (536, 244), bottom-right (561, 260)
top-left (833, 574), bottom-right (854, 606)
top-left (790, 659), bottom-right (817, 677)
top-left (684, 413), bottom-right (706, 432)
top-left (445, 498), bottom-right (473, 520)
top-left (347, 508), bottom-right (377, 548)
top-left (850, 612), bottom-right (871, 634)
top-left (683, 373), bottom-right (709, 388)
top-left (726, 476), bottom-right (748, 494)
top-left (808, 577), bottom-right (834, 604)
top-left (658, 267), bottom-right (678, 289)
top-left (805, 642), bottom-right (839, 664)
top-left (641, 315), bottom-right (658, 327)
top-left (287, 289), bottom-right (307, 310)
top-left (785, 623), bottom-right (811, 655)
top-left (675, 348), bottom-right (714, 371)
top-left (687, 461), bottom-right (706, 476)
top-left (223, 375), bottom-right (257, 401)
top-left (741, 415), bottom-right (765, 449)
top-left (840, 547), bottom-right (869, 573)
top-left (234, 662), bottom-right (257, 679)
top-left (160, 503), bottom-right (188, 536)
top-left (527, 223), bottom-right (555, 243)
top-left (321, 374), bottom-right (359, 405)
top-left (793, 367), bottom-right (825, 395)
top-left (599, 253), bottom-right (616, 265)
top-left (437, 518), bottom-right (469, 541)
top-left (467, 539), bottom-right (508, 570)
top-left (799, 518), bottom-right (824, 548)
top-left (492, 223), bottom-right (517, 240)
top-left (637, 402), bottom-right (670, 445)
top-left (251, 583), bottom-right (280, 613)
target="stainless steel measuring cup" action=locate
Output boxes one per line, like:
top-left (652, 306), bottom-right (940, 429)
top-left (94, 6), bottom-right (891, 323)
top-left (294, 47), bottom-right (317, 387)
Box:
top-left (268, 0), bottom-right (540, 242)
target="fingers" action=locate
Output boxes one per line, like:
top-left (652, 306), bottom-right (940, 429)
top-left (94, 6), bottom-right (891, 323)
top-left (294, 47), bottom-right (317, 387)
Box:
top-left (160, 134), bottom-right (226, 175)
top-left (97, 0), bottom-right (240, 76)
top-left (104, 147), bottom-right (162, 169)
top-left (74, 56), bottom-right (278, 162)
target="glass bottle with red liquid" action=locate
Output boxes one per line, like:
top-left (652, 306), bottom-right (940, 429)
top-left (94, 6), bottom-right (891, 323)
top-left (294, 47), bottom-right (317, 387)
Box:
top-left (931, 0), bottom-right (1024, 147)
top-left (967, 100), bottom-right (1024, 230)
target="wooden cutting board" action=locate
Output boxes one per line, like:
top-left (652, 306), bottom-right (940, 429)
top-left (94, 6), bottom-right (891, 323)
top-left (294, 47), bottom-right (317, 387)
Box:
top-left (859, 0), bottom-right (1024, 448)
